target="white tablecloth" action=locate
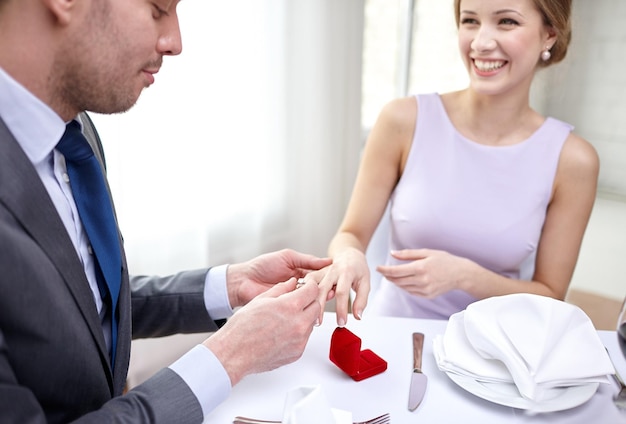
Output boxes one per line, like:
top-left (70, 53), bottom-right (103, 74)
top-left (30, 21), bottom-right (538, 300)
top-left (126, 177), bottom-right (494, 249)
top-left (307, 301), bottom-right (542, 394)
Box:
top-left (204, 312), bottom-right (626, 423)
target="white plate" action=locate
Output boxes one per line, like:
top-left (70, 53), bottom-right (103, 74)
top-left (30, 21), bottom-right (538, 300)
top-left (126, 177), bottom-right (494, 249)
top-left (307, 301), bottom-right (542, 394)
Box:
top-left (445, 371), bottom-right (599, 413)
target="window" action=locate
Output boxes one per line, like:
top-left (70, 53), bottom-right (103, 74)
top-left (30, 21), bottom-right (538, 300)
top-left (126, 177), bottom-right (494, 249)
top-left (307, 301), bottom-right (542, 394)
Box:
top-left (361, 0), bottom-right (467, 131)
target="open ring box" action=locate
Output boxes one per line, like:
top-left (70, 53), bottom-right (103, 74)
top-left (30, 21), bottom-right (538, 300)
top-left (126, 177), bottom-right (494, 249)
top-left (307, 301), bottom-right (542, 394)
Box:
top-left (329, 327), bottom-right (388, 381)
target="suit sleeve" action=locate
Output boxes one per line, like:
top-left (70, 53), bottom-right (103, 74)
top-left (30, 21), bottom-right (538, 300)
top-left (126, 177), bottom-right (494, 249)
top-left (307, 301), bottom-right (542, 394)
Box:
top-left (0, 329), bottom-right (48, 424)
top-left (71, 369), bottom-right (204, 424)
top-left (0, 333), bottom-right (204, 423)
top-left (130, 269), bottom-right (223, 339)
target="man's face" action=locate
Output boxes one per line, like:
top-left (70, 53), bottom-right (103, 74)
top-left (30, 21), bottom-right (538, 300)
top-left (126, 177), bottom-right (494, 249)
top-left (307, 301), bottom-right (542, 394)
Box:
top-left (54, 0), bottom-right (183, 115)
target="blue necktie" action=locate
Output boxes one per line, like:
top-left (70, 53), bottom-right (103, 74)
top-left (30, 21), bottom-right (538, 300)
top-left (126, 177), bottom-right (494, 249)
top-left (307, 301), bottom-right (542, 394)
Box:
top-left (57, 120), bottom-right (121, 368)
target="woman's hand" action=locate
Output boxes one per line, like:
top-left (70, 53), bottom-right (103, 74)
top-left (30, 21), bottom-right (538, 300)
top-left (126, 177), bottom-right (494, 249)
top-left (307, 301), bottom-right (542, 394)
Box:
top-left (377, 248), bottom-right (474, 298)
top-left (304, 247), bottom-right (371, 327)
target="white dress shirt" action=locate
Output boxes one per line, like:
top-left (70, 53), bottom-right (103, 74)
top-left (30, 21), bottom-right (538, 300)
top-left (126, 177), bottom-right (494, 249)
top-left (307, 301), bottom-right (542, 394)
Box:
top-left (0, 66), bottom-right (232, 417)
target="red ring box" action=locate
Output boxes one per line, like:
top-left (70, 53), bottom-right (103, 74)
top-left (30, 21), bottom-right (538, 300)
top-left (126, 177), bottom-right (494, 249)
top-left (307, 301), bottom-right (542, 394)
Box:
top-left (329, 327), bottom-right (388, 381)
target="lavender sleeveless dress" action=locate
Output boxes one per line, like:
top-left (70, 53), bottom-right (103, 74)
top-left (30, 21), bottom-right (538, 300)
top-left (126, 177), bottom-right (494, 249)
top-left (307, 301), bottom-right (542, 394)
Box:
top-left (368, 93), bottom-right (572, 319)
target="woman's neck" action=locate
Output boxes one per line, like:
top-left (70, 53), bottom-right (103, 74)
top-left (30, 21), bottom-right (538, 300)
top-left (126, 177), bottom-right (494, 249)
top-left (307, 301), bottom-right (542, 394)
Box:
top-left (442, 89), bottom-right (544, 146)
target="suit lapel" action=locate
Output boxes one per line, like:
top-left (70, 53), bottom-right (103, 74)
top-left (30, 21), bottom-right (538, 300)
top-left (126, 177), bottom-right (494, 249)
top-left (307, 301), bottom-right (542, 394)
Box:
top-left (78, 113), bottom-right (132, 393)
top-left (0, 117), bottom-right (114, 382)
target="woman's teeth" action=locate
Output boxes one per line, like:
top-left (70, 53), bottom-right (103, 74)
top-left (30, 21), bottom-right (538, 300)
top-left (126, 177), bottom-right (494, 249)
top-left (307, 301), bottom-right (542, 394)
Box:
top-left (474, 60), bottom-right (505, 71)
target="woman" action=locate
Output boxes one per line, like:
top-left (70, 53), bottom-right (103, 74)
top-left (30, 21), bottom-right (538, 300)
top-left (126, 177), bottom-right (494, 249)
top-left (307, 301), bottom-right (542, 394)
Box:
top-left (313, 0), bottom-right (598, 325)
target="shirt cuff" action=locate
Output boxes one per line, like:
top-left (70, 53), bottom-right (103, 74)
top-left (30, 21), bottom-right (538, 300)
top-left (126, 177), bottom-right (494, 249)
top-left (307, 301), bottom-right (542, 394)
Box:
top-left (169, 344), bottom-right (232, 417)
top-left (204, 264), bottom-right (234, 320)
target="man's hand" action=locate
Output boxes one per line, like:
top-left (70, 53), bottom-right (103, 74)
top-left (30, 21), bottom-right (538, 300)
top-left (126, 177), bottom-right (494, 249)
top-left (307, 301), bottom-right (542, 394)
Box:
top-left (226, 249), bottom-right (332, 307)
top-left (203, 278), bottom-right (321, 385)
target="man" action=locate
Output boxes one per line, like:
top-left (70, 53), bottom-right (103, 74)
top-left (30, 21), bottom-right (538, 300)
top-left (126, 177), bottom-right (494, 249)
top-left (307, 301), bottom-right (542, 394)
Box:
top-left (0, 0), bottom-right (330, 422)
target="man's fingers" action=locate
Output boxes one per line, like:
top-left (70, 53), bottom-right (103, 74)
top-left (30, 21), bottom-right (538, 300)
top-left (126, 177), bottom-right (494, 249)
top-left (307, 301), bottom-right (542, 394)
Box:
top-left (291, 253), bottom-right (332, 272)
top-left (283, 279), bottom-right (320, 311)
top-left (258, 278), bottom-right (297, 298)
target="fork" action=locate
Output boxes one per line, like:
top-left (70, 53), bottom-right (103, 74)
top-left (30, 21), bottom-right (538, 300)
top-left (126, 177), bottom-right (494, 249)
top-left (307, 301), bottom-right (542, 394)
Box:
top-left (607, 349), bottom-right (626, 410)
top-left (233, 412), bottom-right (390, 424)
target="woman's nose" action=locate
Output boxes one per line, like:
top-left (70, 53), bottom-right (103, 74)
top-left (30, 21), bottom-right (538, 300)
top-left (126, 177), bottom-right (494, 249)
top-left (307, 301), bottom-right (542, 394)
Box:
top-left (471, 26), bottom-right (497, 53)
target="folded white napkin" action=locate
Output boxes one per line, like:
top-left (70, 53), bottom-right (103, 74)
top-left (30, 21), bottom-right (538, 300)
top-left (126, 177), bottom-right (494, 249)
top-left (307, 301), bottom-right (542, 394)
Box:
top-left (281, 385), bottom-right (352, 424)
top-left (433, 293), bottom-right (613, 403)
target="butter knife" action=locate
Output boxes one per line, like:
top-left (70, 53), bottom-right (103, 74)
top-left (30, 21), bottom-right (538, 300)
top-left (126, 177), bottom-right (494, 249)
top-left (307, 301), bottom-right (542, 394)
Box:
top-left (408, 332), bottom-right (427, 411)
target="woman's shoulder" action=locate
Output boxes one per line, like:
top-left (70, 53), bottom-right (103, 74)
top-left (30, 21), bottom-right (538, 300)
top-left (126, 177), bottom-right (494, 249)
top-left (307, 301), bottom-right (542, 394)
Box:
top-left (375, 95), bottom-right (418, 134)
top-left (561, 132), bottom-right (599, 172)
top-left (549, 130), bottom-right (599, 212)
top-left (377, 92), bottom-right (449, 127)
top-left (367, 96), bottom-right (420, 170)
top-left (380, 95), bottom-right (417, 118)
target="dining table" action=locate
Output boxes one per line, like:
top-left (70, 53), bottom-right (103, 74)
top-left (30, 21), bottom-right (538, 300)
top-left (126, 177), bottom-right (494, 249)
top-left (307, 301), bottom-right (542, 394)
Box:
top-left (204, 312), bottom-right (626, 423)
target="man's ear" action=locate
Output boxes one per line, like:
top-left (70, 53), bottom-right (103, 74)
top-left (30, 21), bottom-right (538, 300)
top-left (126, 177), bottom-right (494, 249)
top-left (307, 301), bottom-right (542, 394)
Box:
top-left (40, 0), bottom-right (78, 26)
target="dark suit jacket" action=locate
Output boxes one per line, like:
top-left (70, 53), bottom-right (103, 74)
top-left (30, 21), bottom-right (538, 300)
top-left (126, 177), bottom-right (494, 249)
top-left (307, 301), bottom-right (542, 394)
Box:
top-left (0, 113), bottom-right (221, 423)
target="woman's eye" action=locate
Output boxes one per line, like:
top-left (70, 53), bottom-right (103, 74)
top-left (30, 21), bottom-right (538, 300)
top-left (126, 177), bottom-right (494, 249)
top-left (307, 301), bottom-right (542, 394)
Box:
top-left (499, 18), bottom-right (519, 26)
top-left (461, 18), bottom-right (479, 25)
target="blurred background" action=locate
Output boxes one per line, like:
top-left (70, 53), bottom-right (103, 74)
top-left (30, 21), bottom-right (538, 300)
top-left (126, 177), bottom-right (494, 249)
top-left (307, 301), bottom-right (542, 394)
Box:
top-left (91, 0), bottom-right (625, 342)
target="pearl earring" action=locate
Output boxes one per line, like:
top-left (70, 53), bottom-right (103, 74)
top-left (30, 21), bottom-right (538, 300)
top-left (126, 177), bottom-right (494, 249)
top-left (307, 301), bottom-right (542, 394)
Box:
top-left (541, 48), bottom-right (551, 62)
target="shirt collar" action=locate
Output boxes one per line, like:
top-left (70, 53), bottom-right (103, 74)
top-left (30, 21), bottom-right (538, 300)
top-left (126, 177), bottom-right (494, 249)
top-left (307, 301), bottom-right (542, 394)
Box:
top-left (0, 66), bottom-right (67, 165)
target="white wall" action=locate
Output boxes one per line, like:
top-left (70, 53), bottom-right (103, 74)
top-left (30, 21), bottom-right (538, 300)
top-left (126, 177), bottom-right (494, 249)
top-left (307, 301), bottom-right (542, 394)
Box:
top-left (570, 195), bottom-right (626, 301)
top-left (544, 0), bottom-right (626, 197)
top-left (542, 0), bottom-right (626, 301)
